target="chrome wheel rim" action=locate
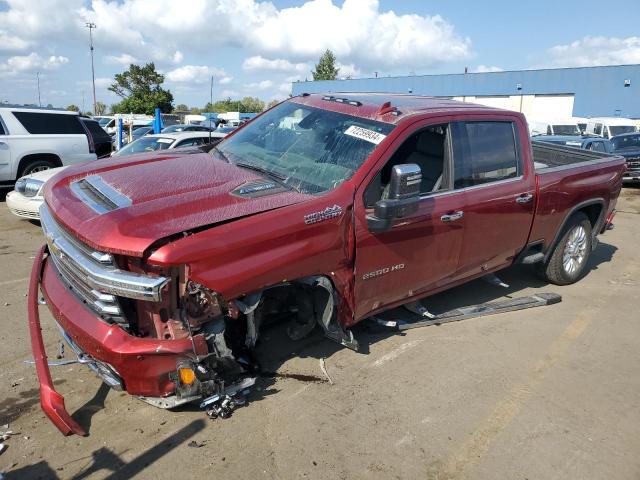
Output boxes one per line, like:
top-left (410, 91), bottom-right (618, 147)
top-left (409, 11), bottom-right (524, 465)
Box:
top-left (563, 225), bottom-right (588, 275)
top-left (27, 165), bottom-right (51, 174)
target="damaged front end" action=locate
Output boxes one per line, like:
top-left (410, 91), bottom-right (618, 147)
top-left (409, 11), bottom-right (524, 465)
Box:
top-left (33, 204), bottom-right (357, 433)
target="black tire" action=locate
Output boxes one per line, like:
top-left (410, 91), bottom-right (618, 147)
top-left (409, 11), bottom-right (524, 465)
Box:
top-left (537, 212), bottom-right (592, 285)
top-left (19, 158), bottom-right (57, 178)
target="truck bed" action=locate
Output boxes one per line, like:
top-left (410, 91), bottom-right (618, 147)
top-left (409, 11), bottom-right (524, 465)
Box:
top-left (532, 142), bottom-right (619, 171)
top-left (528, 142), bottom-right (625, 254)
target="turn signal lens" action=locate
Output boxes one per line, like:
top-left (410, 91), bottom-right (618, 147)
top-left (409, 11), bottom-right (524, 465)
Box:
top-left (178, 367), bottom-right (196, 385)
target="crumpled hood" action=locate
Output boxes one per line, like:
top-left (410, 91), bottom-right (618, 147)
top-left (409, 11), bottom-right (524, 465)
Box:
top-left (44, 150), bottom-right (313, 256)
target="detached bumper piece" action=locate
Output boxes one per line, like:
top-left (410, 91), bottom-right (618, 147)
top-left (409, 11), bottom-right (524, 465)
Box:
top-left (372, 293), bottom-right (562, 331)
top-left (28, 245), bottom-right (86, 436)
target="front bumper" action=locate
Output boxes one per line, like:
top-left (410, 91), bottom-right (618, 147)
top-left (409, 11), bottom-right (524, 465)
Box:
top-left (29, 245), bottom-right (199, 436)
top-left (6, 190), bottom-right (42, 219)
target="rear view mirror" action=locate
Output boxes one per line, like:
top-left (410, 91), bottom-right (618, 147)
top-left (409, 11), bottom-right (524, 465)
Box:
top-left (367, 164), bottom-right (421, 233)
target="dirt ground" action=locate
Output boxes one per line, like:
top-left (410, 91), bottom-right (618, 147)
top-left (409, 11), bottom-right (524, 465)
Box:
top-left (0, 187), bottom-right (639, 480)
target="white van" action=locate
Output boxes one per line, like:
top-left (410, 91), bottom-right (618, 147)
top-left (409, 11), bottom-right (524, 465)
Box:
top-left (585, 117), bottom-right (638, 139)
top-left (529, 119), bottom-right (581, 136)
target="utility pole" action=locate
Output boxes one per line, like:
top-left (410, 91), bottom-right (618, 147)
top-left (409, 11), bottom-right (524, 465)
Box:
top-left (209, 75), bottom-right (213, 144)
top-left (36, 72), bottom-right (41, 107)
top-left (85, 22), bottom-right (97, 115)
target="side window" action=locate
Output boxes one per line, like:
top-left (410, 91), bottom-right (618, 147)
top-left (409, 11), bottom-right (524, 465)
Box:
top-left (454, 122), bottom-right (518, 189)
top-left (594, 123), bottom-right (603, 135)
top-left (364, 124), bottom-right (450, 206)
top-left (12, 112), bottom-right (85, 134)
top-left (602, 126), bottom-right (609, 139)
top-left (0, 116), bottom-right (5, 135)
top-left (592, 141), bottom-right (605, 152)
top-left (546, 125), bottom-right (552, 135)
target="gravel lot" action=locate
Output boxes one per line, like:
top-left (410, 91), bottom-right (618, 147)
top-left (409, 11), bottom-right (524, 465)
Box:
top-left (1, 187), bottom-right (639, 480)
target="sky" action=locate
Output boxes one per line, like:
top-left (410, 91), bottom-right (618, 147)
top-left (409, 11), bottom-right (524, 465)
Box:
top-left (1, 0), bottom-right (639, 110)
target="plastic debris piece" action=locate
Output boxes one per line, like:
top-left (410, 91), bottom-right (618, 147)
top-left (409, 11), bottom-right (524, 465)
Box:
top-left (319, 358), bottom-right (334, 385)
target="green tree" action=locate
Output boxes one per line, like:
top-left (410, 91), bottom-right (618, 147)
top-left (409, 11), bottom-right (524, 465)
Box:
top-left (312, 49), bottom-right (339, 81)
top-left (94, 101), bottom-right (107, 115)
top-left (267, 99), bottom-right (281, 109)
top-left (109, 63), bottom-right (173, 114)
top-left (190, 107), bottom-right (202, 114)
top-left (66, 104), bottom-right (80, 112)
top-left (174, 103), bottom-right (189, 112)
top-left (239, 96), bottom-right (265, 113)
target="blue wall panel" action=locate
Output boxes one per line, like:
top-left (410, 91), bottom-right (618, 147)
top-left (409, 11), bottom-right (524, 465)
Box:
top-left (292, 65), bottom-right (640, 118)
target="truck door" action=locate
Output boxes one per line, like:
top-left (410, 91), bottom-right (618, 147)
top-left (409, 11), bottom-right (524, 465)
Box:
top-left (451, 120), bottom-right (536, 278)
top-left (353, 121), bottom-right (467, 320)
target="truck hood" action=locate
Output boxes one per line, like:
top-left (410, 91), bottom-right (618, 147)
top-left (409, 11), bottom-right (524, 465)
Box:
top-left (44, 150), bottom-right (313, 257)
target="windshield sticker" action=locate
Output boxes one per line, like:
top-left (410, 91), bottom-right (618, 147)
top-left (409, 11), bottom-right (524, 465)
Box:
top-left (157, 138), bottom-right (173, 144)
top-left (344, 125), bottom-right (387, 145)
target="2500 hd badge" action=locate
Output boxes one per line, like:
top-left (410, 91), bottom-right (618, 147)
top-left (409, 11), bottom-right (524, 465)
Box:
top-left (362, 263), bottom-right (405, 280)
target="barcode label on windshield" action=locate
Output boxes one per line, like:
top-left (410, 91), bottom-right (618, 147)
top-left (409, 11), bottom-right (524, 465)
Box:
top-left (344, 125), bottom-right (387, 145)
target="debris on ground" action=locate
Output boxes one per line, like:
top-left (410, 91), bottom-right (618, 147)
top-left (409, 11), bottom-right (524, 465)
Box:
top-left (200, 377), bottom-right (256, 420)
top-left (188, 440), bottom-right (206, 448)
top-left (319, 358), bottom-right (334, 385)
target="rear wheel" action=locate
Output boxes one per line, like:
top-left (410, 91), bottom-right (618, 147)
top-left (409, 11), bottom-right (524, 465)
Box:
top-left (537, 212), bottom-right (592, 285)
top-left (19, 158), bottom-right (57, 177)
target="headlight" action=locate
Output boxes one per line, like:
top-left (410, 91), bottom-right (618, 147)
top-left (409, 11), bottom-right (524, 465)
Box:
top-left (15, 178), bottom-right (44, 197)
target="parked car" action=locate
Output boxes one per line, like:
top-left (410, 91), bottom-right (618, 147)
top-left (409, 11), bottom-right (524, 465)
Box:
top-left (28, 93), bottom-right (625, 436)
top-left (529, 119), bottom-right (581, 136)
top-left (112, 131), bottom-right (225, 157)
top-left (6, 166), bottom-right (67, 220)
top-left (0, 107), bottom-right (97, 185)
top-left (80, 117), bottom-right (113, 158)
top-left (94, 115), bottom-right (115, 132)
top-left (161, 124), bottom-right (215, 133)
top-left (610, 132), bottom-right (640, 183)
top-left (585, 117), bottom-right (638, 139)
top-left (532, 135), bottom-right (613, 153)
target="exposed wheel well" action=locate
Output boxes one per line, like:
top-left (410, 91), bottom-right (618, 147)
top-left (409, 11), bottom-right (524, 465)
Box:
top-left (17, 153), bottom-right (62, 179)
top-left (578, 203), bottom-right (603, 229)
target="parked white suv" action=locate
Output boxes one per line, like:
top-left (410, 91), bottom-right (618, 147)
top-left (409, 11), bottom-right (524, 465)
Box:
top-left (0, 107), bottom-right (96, 185)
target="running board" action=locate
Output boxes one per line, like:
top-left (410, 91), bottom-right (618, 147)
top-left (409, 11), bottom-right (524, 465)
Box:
top-left (371, 293), bottom-right (562, 331)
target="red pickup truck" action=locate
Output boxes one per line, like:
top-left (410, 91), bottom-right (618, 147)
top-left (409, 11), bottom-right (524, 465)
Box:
top-left (29, 94), bottom-right (625, 435)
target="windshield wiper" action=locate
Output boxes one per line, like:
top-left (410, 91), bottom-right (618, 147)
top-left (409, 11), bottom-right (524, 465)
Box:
top-left (234, 162), bottom-right (288, 181)
top-left (211, 145), bottom-right (230, 163)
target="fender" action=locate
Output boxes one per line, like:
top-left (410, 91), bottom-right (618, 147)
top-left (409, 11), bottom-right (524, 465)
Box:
top-left (543, 198), bottom-right (605, 262)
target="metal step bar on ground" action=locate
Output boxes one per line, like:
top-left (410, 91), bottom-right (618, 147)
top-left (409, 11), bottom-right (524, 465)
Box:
top-left (371, 293), bottom-right (562, 331)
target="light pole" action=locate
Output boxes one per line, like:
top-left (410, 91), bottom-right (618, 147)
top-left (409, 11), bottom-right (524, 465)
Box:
top-left (36, 71), bottom-right (41, 107)
top-left (85, 22), bottom-right (97, 115)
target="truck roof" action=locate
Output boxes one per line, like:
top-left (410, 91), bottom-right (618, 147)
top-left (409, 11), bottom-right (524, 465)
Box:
top-left (291, 92), bottom-right (510, 124)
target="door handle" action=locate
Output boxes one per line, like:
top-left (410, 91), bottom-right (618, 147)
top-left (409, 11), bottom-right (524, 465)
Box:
top-left (516, 193), bottom-right (534, 204)
top-left (440, 210), bottom-right (464, 222)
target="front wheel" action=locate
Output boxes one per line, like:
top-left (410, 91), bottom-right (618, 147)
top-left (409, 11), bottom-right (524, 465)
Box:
top-left (19, 159), bottom-right (57, 177)
top-left (537, 212), bottom-right (592, 285)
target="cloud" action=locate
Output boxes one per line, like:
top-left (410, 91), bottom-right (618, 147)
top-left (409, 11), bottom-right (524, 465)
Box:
top-left (545, 36), bottom-right (640, 67)
top-left (0, 30), bottom-right (31, 52)
top-left (469, 65), bottom-right (503, 73)
top-left (105, 53), bottom-right (139, 66)
top-left (1, 53), bottom-right (69, 73)
top-left (246, 80), bottom-right (274, 91)
top-left (219, 76), bottom-right (233, 85)
top-left (336, 62), bottom-right (360, 79)
top-left (165, 65), bottom-right (227, 83)
top-left (243, 55), bottom-right (308, 73)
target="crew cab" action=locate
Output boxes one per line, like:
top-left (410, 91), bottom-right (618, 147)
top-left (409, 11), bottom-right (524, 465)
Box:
top-left (0, 107), bottom-right (97, 185)
top-left (28, 94), bottom-right (625, 435)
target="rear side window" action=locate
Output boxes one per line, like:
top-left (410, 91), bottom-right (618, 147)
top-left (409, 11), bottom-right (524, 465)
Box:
top-left (82, 119), bottom-right (111, 142)
top-left (454, 122), bottom-right (518, 188)
top-left (12, 112), bottom-right (85, 134)
top-left (0, 117), bottom-right (5, 135)
top-left (594, 123), bottom-right (603, 135)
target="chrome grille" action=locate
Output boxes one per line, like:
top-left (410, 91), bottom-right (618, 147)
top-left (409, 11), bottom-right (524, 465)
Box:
top-left (40, 204), bottom-right (168, 324)
top-left (626, 160), bottom-right (640, 169)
